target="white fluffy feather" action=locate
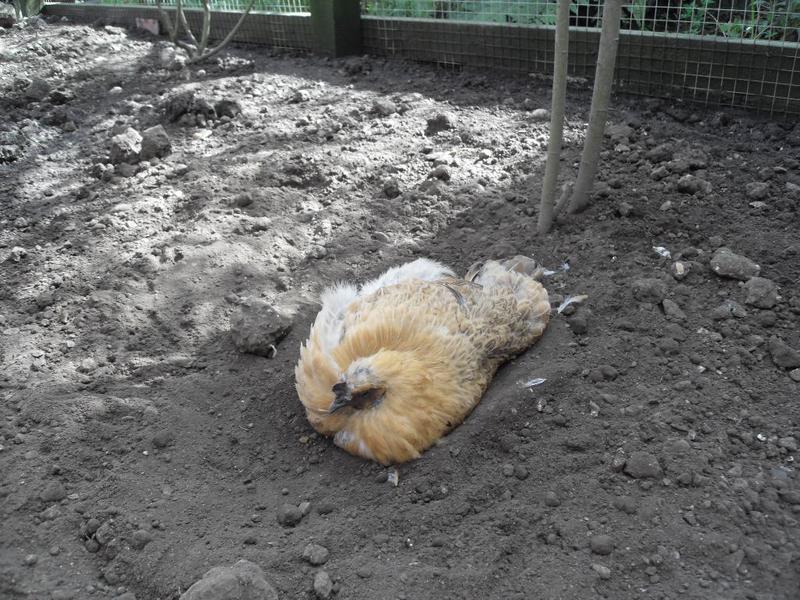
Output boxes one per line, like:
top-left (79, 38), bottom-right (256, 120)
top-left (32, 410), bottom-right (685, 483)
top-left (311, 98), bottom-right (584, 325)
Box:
top-left (359, 258), bottom-right (454, 297)
top-left (314, 259), bottom-right (454, 355)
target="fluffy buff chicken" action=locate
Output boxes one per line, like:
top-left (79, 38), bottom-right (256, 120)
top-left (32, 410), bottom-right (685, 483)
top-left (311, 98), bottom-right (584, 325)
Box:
top-left (295, 256), bottom-right (550, 465)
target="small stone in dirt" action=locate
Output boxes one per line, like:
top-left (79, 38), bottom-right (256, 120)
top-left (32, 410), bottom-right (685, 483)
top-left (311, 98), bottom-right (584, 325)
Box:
top-left (617, 201), bottom-right (635, 217)
top-left (768, 337), bottom-right (800, 369)
top-left (744, 277), bottom-right (778, 309)
top-left (710, 247), bottom-right (760, 280)
top-left (37, 501), bottom-right (60, 519)
top-left (214, 99), bottom-right (242, 119)
top-left (590, 534), bottom-right (614, 555)
top-left (24, 77), bottom-right (51, 101)
top-left (428, 165), bottom-right (451, 181)
top-left (612, 495), bottom-right (637, 514)
top-left (50, 89), bottom-right (74, 105)
top-left (624, 452), bottom-right (662, 479)
top-left (302, 543), bottom-right (330, 566)
top-left (567, 312), bottom-right (589, 334)
top-left (179, 559), bottom-right (277, 600)
top-left (670, 260), bottom-right (692, 280)
top-left (425, 112), bottom-right (456, 135)
top-left (372, 98), bottom-right (397, 116)
top-left (745, 182), bottom-right (770, 200)
top-left (356, 566), bottom-right (372, 578)
top-left (531, 108), bottom-right (550, 121)
top-left (114, 593), bottom-right (137, 600)
top-left (131, 529), bottom-right (152, 550)
top-left (9, 246), bottom-right (28, 262)
top-left (676, 174), bottom-right (712, 195)
top-left (711, 299), bottom-right (748, 320)
top-left (276, 504), bottom-right (304, 527)
top-left (646, 143), bottom-right (673, 163)
top-left (544, 491), bottom-right (561, 507)
top-left (651, 165), bottom-right (669, 181)
top-left (313, 571), bottom-right (333, 599)
top-left (24, 554), bottom-right (38, 566)
top-left (383, 178), bottom-right (401, 198)
top-left (662, 299), bottom-right (686, 321)
top-left (40, 481), bottom-right (66, 502)
top-left (289, 89), bottom-right (310, 103)
top-left (110, 128), bottom-right (142, 165)
top-left (632, 278), bottom-right (668, 303)
top-left (592, 563), bottom-right (612, 580)
top-left (790, 369), bottom-right (800, 382)
top-left (152, 429), bottom-right (175, 448)
top-left (230, 300), bottom-right (292, 357)
top-left (139, 125), bottom-right (171, 161)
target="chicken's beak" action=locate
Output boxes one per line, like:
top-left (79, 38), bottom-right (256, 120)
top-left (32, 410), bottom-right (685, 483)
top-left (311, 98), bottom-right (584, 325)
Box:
top-left (329, 382), bottom-right (351, 414)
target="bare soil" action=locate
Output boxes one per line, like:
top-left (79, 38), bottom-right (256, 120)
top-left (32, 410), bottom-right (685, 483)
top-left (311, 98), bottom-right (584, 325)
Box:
top-left (2, 15), bottom-right (800, 600)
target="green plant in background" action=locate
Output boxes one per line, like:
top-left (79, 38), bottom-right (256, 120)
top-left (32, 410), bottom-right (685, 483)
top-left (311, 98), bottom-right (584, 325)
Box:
top-left (362, 0), bottom-right (559, 24)
top-left (680, 0), bottom-right (714, 34)
top-left (693, 0), bottom-right (800, 40)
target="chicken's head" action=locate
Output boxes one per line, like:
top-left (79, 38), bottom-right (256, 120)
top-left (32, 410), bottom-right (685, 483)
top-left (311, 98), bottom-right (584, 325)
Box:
top-left (328, 356), bottom-right (388, 414)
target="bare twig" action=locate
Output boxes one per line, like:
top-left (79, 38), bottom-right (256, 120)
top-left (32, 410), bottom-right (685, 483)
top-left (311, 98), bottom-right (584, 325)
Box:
top-left (176, 0), bottom-right (200, 53)
top-left (188, 0), bottom-right (258, 64)
top-left (199, 0), bottom-right (212, 55)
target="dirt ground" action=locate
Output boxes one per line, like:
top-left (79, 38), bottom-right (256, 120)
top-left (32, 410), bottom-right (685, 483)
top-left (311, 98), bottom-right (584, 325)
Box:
top-left (2, 13), bottom-right (800, 600)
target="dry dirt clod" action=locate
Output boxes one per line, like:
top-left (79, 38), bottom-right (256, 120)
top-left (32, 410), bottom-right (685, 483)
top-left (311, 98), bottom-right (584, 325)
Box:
top-left (709, 247), bottom-right (760, 280)
top-left (179, 560), bottom-right (278, 600)
top-left (230, 300), bottom-right (293, 357)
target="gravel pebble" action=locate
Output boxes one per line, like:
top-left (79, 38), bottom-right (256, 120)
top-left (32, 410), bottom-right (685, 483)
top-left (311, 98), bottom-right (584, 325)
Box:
top-left (109, 128), bottom-right (142, 165)
top-left (745, 182), bottom-right (770, 200)
top-left (276, 504), bottom-right (304, 527)
top-left (303, 543), bottom-right (330, 566)
top-left (632, 278), bottom-right (668, 303)
top-left (139, 125), bottom-right (171, 161)
top-left (662, 299), bottom-right (686, 320)
top-left (151, 429), bottom-right (175, 448)
top-left (612, 495), bottom-right (637, 514)
top-left (531, 108), bottom-right (550, 121)
top-left (711, 299), bottom-right (748, 320)
top-left (230, 299), bottom-right (292, 357)
top-left (544, 491), bottom-right (561, 507)
top-left (373, 98), bottom-right (397, 116)
top-left (590, 534), bottom-right (614, 555)
top-left (768, 337), bottom-right (800, 369)
top-left (624, 452), bottom-right (662, 479)
top-left (744, 277), bottom-right (778, 308)
top-left (178, 559), bottom-right (277, 600)
top-left (40, 481), bottom-right (67, 502)
top-left (313, 571), bottom-right (333, 599)
top-left (592, 563), bottom-right (612, 579)
top-left (425, 112), bottom-right (457, 135)
top-left (710, 247), bottom-right (760, 280)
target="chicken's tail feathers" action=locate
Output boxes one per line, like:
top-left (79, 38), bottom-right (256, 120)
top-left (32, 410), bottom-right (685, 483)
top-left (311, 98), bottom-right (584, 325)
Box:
top-left (466, 255), bottom-right (550, 320)
top-left (466, 255), bottom-right (545, 286)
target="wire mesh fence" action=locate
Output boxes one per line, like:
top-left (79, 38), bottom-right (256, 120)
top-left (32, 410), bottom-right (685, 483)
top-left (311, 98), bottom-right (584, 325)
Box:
top-left (79, 0), bottom-right (310, 14)
top-left (362, 1), bottom-right (800, 42)
top-left (41, 0), bottom-right (800, 116)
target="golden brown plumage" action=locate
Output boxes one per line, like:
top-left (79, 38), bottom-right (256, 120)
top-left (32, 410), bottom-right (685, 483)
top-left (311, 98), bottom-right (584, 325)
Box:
top-left (295, 257), bottom-right (550, 464)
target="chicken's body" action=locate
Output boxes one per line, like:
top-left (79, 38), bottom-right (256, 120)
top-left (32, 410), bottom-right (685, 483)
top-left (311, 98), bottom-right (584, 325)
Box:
top-left (295, 257), bottom-right (550, 464)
